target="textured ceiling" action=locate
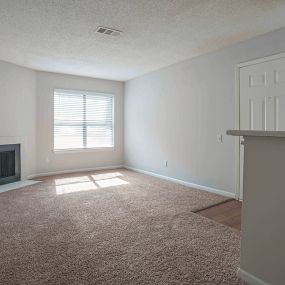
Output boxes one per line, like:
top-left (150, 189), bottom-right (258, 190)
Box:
top-left (0, 0), bottom-right (285, 81)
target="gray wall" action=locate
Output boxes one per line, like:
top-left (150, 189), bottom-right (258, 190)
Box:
top-left (0, 61), bottom-right (124, 177)
top-left (240, 135), bottom-right (285, 285)
top-left (124, 28), bottom-right (285, 195)
top-left (0, 61), bottom-right (37, 177)
top-left (36, 71), bottom-right (124, 174)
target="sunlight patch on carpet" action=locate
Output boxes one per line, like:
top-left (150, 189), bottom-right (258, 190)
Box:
top-left (55, 172), bottom-right (129, 195)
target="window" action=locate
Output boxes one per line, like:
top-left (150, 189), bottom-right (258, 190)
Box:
top-left (54, 89), bottom-right (114, 151)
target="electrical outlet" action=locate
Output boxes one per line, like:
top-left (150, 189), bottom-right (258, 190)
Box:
top-left (164, 160), bottom-right (168, 167)
top-left (217, 134), bottom-right (223, 143)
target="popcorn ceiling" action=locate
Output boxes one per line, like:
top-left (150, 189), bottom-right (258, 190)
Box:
top-left (0, 0), bottom-right (284, 81)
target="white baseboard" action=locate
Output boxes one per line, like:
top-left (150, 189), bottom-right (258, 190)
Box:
top-left (124, 165), bottom-right (236, 198)
top-left (28, 164), bottom-right (236, 199)
top-left (28, 165), bottom-right (124, 179)
top-left (237, 268), bottom-right (270, 285)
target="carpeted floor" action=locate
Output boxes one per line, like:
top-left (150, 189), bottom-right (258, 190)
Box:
top-left (0, 169), bottom-right (244, 284)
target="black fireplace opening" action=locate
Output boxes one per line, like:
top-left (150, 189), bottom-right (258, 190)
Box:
top-left (0, 144), bottom-right (21, 185)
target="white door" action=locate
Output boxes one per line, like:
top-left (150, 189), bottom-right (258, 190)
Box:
top-left (239, 57), bottom-right (285, 199)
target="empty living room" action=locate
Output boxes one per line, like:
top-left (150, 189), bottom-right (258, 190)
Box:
top-left (1, 1), bottom-right (285, 284)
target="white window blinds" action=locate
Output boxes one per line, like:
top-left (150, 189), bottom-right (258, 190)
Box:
top-left (54, 89), bottom-right (114, 150)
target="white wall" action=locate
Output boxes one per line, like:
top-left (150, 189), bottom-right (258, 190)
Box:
top-left (36, 71), bottom-right (124, 175)
top-left (124, 28), bottom-right (285, 195)
top-left (0, 61), bottom-right (37, 177)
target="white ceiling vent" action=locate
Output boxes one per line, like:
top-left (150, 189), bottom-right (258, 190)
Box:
top-left (96, 26), bottom-right (122, 37)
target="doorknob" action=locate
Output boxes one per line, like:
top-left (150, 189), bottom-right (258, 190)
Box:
top-left (240, 139), bottom-right (244, 145)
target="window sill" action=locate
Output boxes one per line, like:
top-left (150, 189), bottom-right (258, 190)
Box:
top-left (53, 147), bottom-right (115, 154)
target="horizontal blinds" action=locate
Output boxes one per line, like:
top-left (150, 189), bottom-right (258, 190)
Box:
top-left (54, 90), bottom-right (114, 150)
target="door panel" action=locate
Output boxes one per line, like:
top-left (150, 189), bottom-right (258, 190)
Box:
top-left (239, 57), bottom-right (285, 199)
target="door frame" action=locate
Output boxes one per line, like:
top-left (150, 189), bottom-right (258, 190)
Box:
top-left (235, 52), bottom-right (285, 200)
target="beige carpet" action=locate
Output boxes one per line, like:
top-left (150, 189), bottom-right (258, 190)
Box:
top-left (0, 169), bottom-right (244, 284)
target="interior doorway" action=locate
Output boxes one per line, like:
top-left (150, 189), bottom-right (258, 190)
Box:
top-left (236, 53), bottom-right (285, 199)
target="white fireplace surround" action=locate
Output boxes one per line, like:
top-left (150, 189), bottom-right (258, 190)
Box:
top-left (0, 136), bottom-right (28, 180)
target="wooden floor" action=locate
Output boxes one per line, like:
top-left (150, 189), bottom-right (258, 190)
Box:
top-left (195, 200), bottom-right (242, 230)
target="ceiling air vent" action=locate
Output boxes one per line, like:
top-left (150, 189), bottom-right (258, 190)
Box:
top-left (96, 26), bottom-right (122, 37)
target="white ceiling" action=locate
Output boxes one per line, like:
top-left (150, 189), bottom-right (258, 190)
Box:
top-left (0, 0), bottom-right (285, 81)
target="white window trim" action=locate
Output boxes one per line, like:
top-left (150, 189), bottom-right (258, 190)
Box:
top-left (53, 147), bottom-right (115, 154)
top-left (53, 88), bottom-right (115, 153)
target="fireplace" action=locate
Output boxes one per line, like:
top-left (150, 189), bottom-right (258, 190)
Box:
top-left (0, 144), bottom-right (21, 185)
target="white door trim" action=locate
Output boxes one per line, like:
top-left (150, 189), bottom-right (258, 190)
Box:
top-left (234, 66), bottom-right (241, 199)
top-left (235, 52), bottom-right (285, 200)
top-left (237, 52), bottom-right (285, 68)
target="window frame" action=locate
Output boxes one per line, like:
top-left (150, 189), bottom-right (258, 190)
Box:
top-left (53, 88), bottom-right (115, 153)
